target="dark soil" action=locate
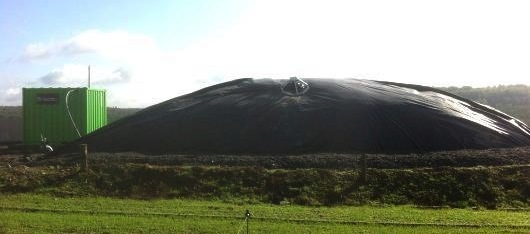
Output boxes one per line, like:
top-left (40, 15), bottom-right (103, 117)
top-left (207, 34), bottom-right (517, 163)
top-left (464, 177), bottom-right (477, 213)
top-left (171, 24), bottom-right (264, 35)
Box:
top-left (4, 146), bottom-right (529, 169)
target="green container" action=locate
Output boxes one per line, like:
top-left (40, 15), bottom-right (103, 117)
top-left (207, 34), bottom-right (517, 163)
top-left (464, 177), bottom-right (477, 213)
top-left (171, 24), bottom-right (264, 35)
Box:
top-left (23, 88), bottom-right (107, 146)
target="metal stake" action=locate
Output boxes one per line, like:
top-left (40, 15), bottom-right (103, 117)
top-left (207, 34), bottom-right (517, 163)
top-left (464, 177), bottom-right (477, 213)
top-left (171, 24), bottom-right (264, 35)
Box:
top-left (245, 209), bottom-right (251, 234)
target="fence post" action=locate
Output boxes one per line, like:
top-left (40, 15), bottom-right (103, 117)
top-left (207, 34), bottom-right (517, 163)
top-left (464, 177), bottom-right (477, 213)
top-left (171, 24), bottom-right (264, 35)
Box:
top-left (360, 154), bottom-right (367, 183)
top-left (80, 144), bottom-right (88, 171)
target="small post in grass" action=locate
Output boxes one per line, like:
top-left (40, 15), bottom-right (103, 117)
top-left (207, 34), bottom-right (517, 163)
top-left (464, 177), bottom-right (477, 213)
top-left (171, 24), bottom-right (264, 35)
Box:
top-left (360, 154), bottom-right (367, 183)
top-left (245, 209), bottom-right (251, 234)
top-left (80, 144), bottom-right (88, 171)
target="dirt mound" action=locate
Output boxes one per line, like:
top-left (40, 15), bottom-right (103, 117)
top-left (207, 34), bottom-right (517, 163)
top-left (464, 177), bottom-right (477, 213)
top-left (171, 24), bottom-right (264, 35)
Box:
top-left (57, 78), bottom-right (530, 155)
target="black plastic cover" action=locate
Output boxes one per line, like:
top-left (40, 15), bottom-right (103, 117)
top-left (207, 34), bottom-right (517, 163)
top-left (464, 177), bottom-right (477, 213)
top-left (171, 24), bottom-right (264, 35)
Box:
top-left (58, 78), bottom-right (530, 155)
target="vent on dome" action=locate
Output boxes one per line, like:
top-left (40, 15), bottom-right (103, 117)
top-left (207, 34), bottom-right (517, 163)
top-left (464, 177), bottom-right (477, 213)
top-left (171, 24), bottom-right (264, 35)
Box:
top-left (281, 77), bottom-right (309, 96)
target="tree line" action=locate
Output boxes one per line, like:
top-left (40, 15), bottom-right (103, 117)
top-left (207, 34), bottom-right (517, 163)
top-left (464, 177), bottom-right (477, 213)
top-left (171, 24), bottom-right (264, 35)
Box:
top-left (439, 85), bottom-right (530, 124)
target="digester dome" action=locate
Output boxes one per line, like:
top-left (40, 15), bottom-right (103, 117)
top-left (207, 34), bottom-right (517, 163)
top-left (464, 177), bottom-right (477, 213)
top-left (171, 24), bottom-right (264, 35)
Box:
top-left (58, 78), bottom-right (530, 154)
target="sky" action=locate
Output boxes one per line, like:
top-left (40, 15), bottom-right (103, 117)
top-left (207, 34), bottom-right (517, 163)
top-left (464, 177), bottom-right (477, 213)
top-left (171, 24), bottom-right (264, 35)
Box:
top-left (1, 0), bottom-right (530, 107)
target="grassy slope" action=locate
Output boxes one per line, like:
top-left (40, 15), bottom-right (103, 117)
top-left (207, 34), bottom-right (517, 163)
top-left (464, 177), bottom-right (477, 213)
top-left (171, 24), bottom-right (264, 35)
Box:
top-left (2, 163), bottom-right (528, 208)
top-left (0, 194), bottom-right (528, 234)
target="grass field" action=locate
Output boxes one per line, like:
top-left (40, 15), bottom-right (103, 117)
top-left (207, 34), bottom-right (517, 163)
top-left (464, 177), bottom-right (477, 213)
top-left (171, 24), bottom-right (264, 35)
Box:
top-left (0, 194), bottom-right (528, 233)
top-left (1, 152), bottom-right (529, 233)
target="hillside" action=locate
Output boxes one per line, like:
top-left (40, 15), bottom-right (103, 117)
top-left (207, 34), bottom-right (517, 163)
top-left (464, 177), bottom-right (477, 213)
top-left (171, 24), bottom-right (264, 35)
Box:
top-left (439, 85), bottom-right (530, 124)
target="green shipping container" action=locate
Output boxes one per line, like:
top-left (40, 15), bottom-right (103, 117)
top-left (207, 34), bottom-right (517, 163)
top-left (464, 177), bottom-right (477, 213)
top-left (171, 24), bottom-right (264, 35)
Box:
top-left (23, 88), bottom-right (107, 146)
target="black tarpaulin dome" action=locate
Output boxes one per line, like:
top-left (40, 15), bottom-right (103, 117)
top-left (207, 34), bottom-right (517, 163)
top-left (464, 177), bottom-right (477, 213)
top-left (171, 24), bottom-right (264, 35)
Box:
top-left (58, 78), bottom-right (530, 154)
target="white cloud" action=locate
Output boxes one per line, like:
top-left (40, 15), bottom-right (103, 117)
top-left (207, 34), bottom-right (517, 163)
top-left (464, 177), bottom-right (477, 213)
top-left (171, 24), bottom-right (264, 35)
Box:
top-left (20, 29), bottom-right (158, 62)
top-left (39, 71), bottom-right (64, 85)
top-left (2, 87), bottom-right (22, 105)
top-left (6, 88), bottom-right (20, 96)
top-left (17, 29), bottom-right (219, 107)
top-left (38, 64), bottom-right (131, 86)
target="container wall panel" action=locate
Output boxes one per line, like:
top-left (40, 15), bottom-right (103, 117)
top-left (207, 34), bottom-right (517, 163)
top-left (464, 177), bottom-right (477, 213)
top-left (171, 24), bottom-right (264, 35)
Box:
top-left (86, 89), bottom-right (107, 133)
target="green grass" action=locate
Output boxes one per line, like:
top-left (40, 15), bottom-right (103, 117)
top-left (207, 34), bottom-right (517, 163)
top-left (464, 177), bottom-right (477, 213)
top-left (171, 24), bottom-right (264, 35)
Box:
top-left (0, 194), bottom-right (528, 233)
top-left (4, 164), bottom-right (528, 208)
top-left (3, 211), bottom-right (527, 234)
